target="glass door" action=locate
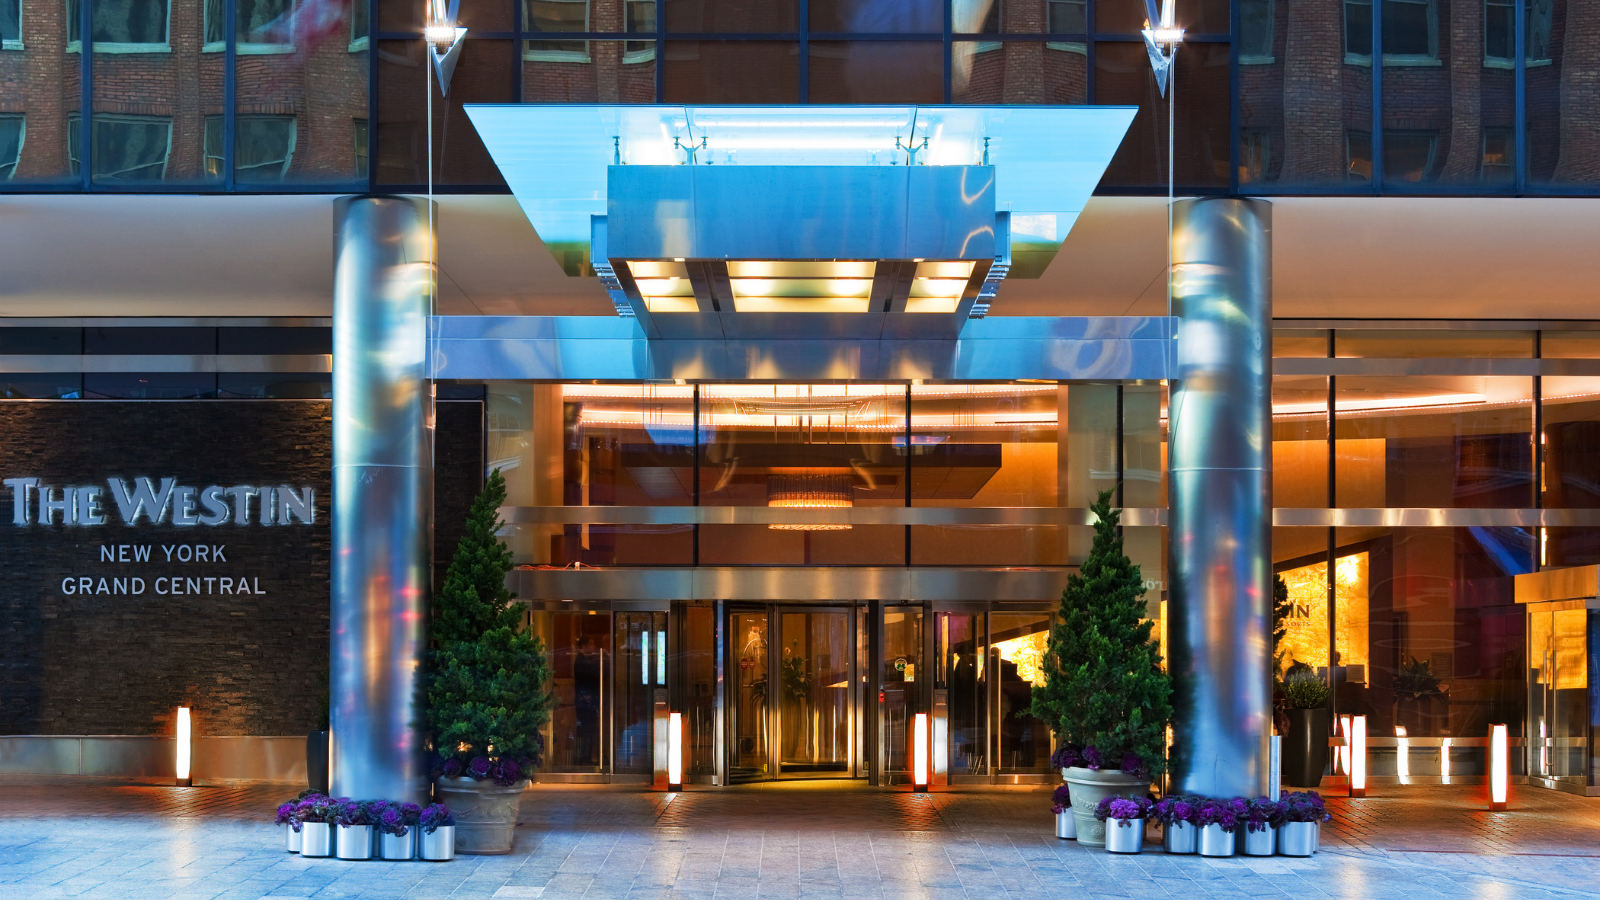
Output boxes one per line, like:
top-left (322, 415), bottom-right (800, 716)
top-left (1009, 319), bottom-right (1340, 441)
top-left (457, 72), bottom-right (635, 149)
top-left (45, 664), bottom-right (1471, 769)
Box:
top-left (1528, 605), bottom-right (1590, 785)
top-left (614, 612), bottom-right (667, 776)
top-left (726, 605), bottom-right (859, 781)
top-left (531, 611), bottom-right (612, 775)
top-left (728, 609), bottom-right (771, 782)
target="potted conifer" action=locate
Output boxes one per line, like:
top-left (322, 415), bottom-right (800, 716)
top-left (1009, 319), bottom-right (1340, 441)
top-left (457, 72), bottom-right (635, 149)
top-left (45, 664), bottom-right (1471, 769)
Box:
top-left (1281, 666), bottom-right (1332, 787)
top-left (1030, 490), bottom-right (1172, 849)
top-left (425, 470), bottom-right (553, 854)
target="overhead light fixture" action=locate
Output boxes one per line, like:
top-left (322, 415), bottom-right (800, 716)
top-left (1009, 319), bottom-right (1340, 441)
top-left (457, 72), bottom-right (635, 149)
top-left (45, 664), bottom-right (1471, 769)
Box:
top-left (768, 474), bottom-right (853, 531)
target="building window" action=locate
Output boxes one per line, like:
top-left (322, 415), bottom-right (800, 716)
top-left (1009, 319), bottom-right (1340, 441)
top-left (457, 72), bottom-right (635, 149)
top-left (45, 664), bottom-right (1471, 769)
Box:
top-left (1048, 0), bottom-right (1086, 33)
top-left (623, 0), bottom-right (653, 62)
top-left (0, 114), bottom-right (22, 179)
top-left (66, 0), bottom-right (169, 47)
top-left (68, 114), bottom-right (172, 182)
top-left (1239, 127), bottom-right (1273, 183)
top-left (1385, 129), bottom-right (1438, 182)
top-left (1344, 0), bottom-right (1372, 58)
top-left (204, 0), bottom-right (294, 49)
top-left (354, 118), bottom-right (369, 178)
top-left (1239, 0), bottom-right (1273, 61)
top-left (1382, 0), bottom-right (1436, 60)
top-left (525, 0), bottom-right (588, 61)
top-left (1525, 0), bottom-right (1552, 62)
top-left (1346, 130), bottom-right (1372, 181)
top-left (2, 0), bottom-right (20, 48)
top-left (1484, 0), bottom-right (1513, 63)
top-left (206, 114), bottom-right (296, 182)
top-left (1481, 127), bottom-right (1514, 183)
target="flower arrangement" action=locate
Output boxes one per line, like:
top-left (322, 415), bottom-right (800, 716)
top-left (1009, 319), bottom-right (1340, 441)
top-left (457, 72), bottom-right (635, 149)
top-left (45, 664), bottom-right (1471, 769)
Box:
top-left (275, 800), bottom-right (303, 832)
top-left (374, 801), bottom-right (424, 837)
top-left (1050, 784), bottom-right (1072, 815)
top-left (1151, 794), bottom-right (1202, 829)
top-left (1094, 795), bottom-right (1153, 825)
top-left (1245, 797), bottom-right (1287, 833)
top-left (420, 803), bottom-right (455, 834)
top-left (295, 793), bottom-right (339, 825)
top-left (430, 752), bottom-right (537, 787)
top-left (1281, 790), bottom-right (1331, 823)
top-left (332, 799), bottom-right (377, 828)
top-left (1196, 796), bottom-right (1249, 833)
top-left (1050, 744), bottom-right (1149, 779)
top-left (1050, 744), bottom-right (1083, 770)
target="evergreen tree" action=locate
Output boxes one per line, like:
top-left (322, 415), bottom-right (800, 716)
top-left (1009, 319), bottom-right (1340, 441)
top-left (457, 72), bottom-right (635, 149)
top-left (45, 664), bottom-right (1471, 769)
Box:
top-left (1029, 489), bottom-right (1172, 776)
top-left (426, 470), bottom-right (552, 768)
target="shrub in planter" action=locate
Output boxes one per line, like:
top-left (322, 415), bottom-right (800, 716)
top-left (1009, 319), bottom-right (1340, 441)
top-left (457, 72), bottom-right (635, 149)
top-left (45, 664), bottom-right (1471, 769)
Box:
top-left (1094, 796), bottom-right (1151, 854)
top-left (426, 470), bottom-right (553, 854)
top-left (375, 801), bottom-right (424, 860)
top-left (1282, 668), bottom-right (1333, 787)
top-left (1196, 796), bottom-right (1247, 856)
top-left (1279, 791), bottom-right (1331, 856)
top-left (419, 803), bottom-right (457, 862)
top-left (1050, 784), bottom-right (1076, 840)
top-left (1032, 491), bottom-right (1172, 848)
top-left (1152, 794), bottom-right (1202, 854)
top-left (1242, 797), bottom-right (1285, 856)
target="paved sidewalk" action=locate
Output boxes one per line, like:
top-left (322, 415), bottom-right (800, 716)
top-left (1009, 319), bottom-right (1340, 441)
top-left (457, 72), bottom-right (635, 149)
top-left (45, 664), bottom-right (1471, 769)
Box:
top-left (2, 779), bottom-right (1597, 899)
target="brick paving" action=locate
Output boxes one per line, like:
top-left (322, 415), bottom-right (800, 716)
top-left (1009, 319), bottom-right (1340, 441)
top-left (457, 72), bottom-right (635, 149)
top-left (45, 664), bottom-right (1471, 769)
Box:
top-left (2, 778), bottom-right (1598, 899)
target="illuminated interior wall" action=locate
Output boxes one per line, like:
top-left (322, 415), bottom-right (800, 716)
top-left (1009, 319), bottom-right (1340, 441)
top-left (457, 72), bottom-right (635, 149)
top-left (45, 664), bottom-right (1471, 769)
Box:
top-left (1278, 552), bottom-right (1370, 673)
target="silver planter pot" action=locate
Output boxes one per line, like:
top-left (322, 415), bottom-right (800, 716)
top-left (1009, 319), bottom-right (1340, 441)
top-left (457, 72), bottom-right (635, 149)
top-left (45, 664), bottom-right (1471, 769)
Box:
top-left (1278, 821), bottom-right (1318, 856)
top-left (380, 830), bottom-right (417, 860)
top-left (284, 824), bottom-right (302, 853)
top-left (1055, 811), bottom-right (1077, 840)
top-left (1103, 819), bottom-right (1145, 854)
top-left (300, 822), bottom-right (333, 857)
top-left (1198, 824), bottom-right (1236, 857)
top-left (419, 826), bottom-right (456, 861)
top-left (1062, 767), bottom-right (1147, 849)
top-left (1241, 826), bottom-right (1276, 856)
top-left (434, 777), bottom-right (528, 855)
top-left (1162, 821), bottom-right (1197, 854)
top-left (335, 825), bottom-right (374, 860)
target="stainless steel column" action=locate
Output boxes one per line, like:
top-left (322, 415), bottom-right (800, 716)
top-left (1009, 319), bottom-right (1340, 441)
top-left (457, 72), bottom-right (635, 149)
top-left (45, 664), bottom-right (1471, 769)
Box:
top-left (1167, 198), bottom-right (1272, 799)
top-left (331, 195), bottom-right (434, 803)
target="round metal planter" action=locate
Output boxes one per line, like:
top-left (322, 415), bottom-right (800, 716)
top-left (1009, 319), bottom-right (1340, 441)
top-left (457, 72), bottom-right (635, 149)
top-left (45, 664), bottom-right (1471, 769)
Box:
top-left (1278, 821), bottom-right (1317, 856)
top-left (1062, 767), bottom-right (1148, 849)
top-left (419, 826), bottom-right (456, 861)
top-left (380, 830), bottom-right (417, 860)
top-left (1055, 811), bottom-right (1077, 840)
top-left (299, 822), bottom-right (333, 858)
top-left (335, 825), bottom-right (374, 860)
top-left (284, 825), bottom-right (303, 853)
top-left (1241, 826), bottom-right (1276, 856)
top-left (1162, 821), bottom-right (1197, 854)
top-left (1103, 819), bottom-right (1145, 854)
top-left (1198, 824), bottom-right (1236, 857)
top-left (434, 777), bottom-right (528, 855)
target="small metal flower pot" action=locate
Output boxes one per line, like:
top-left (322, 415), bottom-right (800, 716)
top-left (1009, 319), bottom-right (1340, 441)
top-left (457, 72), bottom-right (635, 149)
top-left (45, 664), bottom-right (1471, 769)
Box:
top-left (1162, 821), bottom-right (1197, 854)
top-left (380, 830), bottom-right (416, 860)
top-left (1278, 821), bottom-right (1317, 856)
top-left (335, 825), bottom-right (374, 860)
top-left (1104, 819), bottom-right (1145, 854)
top-left (1055, 811), bottom-right (1077, 840)
top-left (419, 826), bottom-right (456, 862)
top-left (1198, 824), bottom-right (1236, 857)
top-left (1241, 826), bottom-right (1276, 856)
top-left (300, 822), bottom-right (333, 857)
top-left (284, 824), bottom-right (302, 853)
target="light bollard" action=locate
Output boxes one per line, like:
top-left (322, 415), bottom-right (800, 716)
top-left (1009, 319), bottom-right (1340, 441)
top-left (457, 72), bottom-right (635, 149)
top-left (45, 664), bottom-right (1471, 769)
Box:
top-left (175, 706), bottom-right (192, 787)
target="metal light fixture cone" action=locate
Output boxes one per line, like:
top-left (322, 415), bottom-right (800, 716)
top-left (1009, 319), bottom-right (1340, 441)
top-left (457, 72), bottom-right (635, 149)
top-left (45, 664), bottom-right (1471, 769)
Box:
top-left (425, 0), bottom-right (468, 96)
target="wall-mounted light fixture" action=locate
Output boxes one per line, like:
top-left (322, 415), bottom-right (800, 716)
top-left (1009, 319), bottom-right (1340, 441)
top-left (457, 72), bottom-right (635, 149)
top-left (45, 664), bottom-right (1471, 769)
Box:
top-left (912, 713), bottom-right (930, 792)
top-left (1349, 715), bottom-right (1367, 798)
top-left (1489, 723), bottom-right (1509, 810)
top-left (667, 712), bottom-right (684, 792)
top-left (175, 706), bottom-right (192, 786)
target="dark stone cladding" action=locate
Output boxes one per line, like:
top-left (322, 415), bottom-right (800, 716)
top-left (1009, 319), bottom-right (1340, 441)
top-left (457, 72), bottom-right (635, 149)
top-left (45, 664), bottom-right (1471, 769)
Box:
top-left (0, 399), bottom-right (484, 738)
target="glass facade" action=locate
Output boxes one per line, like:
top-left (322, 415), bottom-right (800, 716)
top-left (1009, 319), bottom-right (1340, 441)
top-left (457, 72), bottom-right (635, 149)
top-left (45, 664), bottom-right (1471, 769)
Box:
top-left (4, 0), bottom-right (1595, 191)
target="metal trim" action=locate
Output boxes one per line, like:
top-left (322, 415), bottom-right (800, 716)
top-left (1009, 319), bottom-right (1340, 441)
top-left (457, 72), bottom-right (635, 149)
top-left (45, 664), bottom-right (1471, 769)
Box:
top-left (509, 567), bottom-right (1073, 602)
top-left (1276, 358), bottom-right (1600, 376)
top-left (0, 354), bottom-right (333, 374)
top-left (499, 505), bottom-right (1168, 527)
top-left (1272, 508), bottom-right (1600, 527)
top-left (0, 318), bottom-right (334, 327)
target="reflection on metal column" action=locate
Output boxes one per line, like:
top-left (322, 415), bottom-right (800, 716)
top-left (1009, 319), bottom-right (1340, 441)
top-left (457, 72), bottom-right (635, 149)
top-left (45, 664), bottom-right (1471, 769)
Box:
top-left (330, 195), bottom-right (433, 804)
top-left (1167, 198), bottom-right (1273, 799)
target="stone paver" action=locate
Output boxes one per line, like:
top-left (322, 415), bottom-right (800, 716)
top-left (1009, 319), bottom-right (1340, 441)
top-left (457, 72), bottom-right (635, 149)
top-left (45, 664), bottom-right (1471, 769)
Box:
top-left (1, 779), bottom-right (1597, 899)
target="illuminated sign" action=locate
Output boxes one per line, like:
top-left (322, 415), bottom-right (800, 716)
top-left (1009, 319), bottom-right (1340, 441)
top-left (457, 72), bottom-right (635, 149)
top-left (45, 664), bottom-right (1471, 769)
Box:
top-left (4, 477), bottom-right (315, 527)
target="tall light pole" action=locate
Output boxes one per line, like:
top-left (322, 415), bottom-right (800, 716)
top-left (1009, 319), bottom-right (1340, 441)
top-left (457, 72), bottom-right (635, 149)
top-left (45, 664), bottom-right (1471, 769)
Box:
top-left (1141, 0), bottom-right (1183, 313)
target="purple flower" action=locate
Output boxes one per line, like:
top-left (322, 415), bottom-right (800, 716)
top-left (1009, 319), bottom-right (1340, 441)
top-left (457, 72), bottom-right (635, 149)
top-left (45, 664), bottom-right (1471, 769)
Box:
top-left (275, 801), bottom-right (297, 828)
top-left (441, 757), bottom-right (464, 778)
top-left (468, 756), bottom-right (493, 779)
top-left (1245, 797), bottom-right (1285, 832)
top-left (1152, 795), bottom-right (1201, 828)
top-left (1082, 746), bottom-right (1103, 770)
top-left (399, 802), bottom-right (423, 825)
top-left (1050, 784), bottom-right (1072, 815)
top-left (1282, 791), bottom-right (1331, 824)
top-left (377, 806), bottom-right (408, 836)
top-left (1094, 795), bottom-right (1151, 825)
top-left (1119, 752), bottom-right (1147, 780)
top-left (420, 803), bottom-right (455, 834)
top-left (1050, 744), bottom-right (1085, 770)
top-left (1196, 797), bottom-right (1248, 832)
top-left (495, 757), bottom-right (523, 786)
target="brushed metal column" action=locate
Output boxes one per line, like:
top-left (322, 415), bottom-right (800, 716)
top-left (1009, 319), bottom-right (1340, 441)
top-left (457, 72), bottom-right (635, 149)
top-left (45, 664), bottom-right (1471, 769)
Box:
top-left (1167, 198), bottom-right (1272, 799)
top-left (331, 195), bottom-right (434, 803)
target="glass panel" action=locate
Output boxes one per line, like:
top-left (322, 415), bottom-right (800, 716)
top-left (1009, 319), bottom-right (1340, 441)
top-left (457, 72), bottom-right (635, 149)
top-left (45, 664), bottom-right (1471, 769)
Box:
top-left (778, 610), bottom-right (851, 776)
top-left (0, 115), bottom-right (23, 181)
top-left (216, 373), bottom-right (331, 399)
top-left (1526, 0), bottom-right (1597, 187)
top-left (1274, 376), bottom-right (1328, 507)
top-left (1239, 0), bottom-right (1374, 188)
top-left (1334, 330), bottom-right (1533, 358)
top-left (524, 40), bottom-right (658, 102)
top-left (1273, 529), bottom-right (1332, 679)
top-left (530, 610), bottom-right (612, 773)
top-left (728, 610), bottom-right (770, 781)
top-left (880, 606), bottom-right (921, 775)
top-left (938, 611), bottom-right (987, 775)
top-left (0, 327), bottom-right (81, 354)
top-left (380, 0), bottom-right (510, 33)
top-left (955, 0), bottom-right (1088, 35)
top-left (809, 41), bottom-right (943, 103)
top-left (1096, 0), bottom-right (1229, 35)
top-left (1543, 332), bottom-right (1600, 358)
top-left (810, 0), bottom-right (940, 32)
top-left (1335, 527), bottom-right (1529, 743)
top-left (663, 41), bottom-right (799, 102)
top-left (676, 603), bottom-right (717, 779)
top-left (1528, 608), bottom-right (1588, 783)
top-left (1541, 376), bottom-right (1600, 511)
top-left (1274, 329), bottom-right (1329, 358)
top-left (910, 384), bottom-right (1063, 566)
top-left (1097, 41), bottom-right (1230, 189)
top-left (952, 41), bottom-right (1087, 104)
top-left (376, 39), bottom-right (511, 187)
top-left (664, 0), bottom-right (799, 33)
top-left (613, 612), bottom-right (662, 774)
top-left (83, 373), bottom-right (216, 399)
top-left (1, 0), bottom-right (16, 43)
top-left (699, 384), bottom-right (905, 566)
top-left (991, 611), bottom-right (1051, 773)
top-left (2, 375), bottom-right (84, 399)
top-left (1334, 376), bottom-right (1533, 508)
